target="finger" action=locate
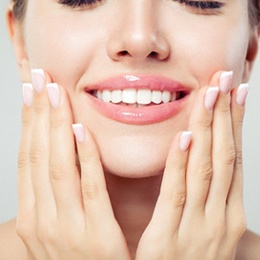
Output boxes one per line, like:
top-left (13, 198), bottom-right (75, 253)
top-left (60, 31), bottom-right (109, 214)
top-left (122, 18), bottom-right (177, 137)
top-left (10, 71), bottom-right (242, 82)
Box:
top-left (227, 84), bottom-right (249, 205)
top-left (30, 69), bottom-right (56, 218)
top-left (184, 86), bottom-right (219, 213)
top-left (72, 124), bottom-right (116, 229)
top-left (17, 82), bottom-right (50, 259)
top-left (17, 83), bottom-right (34, 214)
top-left (47, 83), bottom-right (83, 220)
top-left (206, 72), bottom-right (235, 213)
top-left (149, 131), bottom-right (191, 234)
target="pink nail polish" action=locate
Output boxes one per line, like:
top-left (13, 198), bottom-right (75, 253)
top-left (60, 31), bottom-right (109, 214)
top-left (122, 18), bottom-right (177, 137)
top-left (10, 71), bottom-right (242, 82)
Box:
top-left (72, 124), bottom-right (85, 143)
top-left (204, 87), bottom-right (219, 111)
top-left (180, 131), bottom-right (192, 152)
top-left (47, 83), bottom-right (60, 108)
top-left (22, 83), bottom-right (33, 107)
top-left (219, 71), bottom-right (233, 94)
top-left (236, 83), bottom-right (249, 107)
top-left (31, 69), bottom-right (45, 93)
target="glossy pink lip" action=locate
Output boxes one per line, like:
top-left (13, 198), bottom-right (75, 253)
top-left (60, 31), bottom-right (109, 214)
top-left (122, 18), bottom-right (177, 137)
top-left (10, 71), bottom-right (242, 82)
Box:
top-left (84, 75), bottom-right (191, 125)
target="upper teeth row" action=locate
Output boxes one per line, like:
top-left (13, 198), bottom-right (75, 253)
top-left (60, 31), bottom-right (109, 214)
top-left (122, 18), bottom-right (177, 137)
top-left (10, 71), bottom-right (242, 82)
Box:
top-left (94, 89), bottom-right (179, 105)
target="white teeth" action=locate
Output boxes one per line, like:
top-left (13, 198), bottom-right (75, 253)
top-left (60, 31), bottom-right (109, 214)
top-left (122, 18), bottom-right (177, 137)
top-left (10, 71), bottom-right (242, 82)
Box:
top-left (111, 90), bottom-right (121, 103)
top-left (122, 88), bottom-right (136, 104)
top-left (102, 90), bottom-right (111, 103)
top-left (137, 89), bottom-right (152, 105)
top-left (152, 90), bottom-right (162, 104)
top-left (95, 89), bottom-right (180, 105)
top-left (162, 90), bottom-right (171, 103)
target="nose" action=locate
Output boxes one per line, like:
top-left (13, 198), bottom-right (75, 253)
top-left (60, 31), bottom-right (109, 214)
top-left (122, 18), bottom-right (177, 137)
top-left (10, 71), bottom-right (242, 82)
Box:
top-left (107, 1), bottom-right (170, 63)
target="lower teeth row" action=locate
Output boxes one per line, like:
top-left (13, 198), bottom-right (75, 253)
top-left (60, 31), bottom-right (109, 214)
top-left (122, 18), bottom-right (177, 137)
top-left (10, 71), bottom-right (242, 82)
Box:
top-left (93, 89), bottom-right (179, 105)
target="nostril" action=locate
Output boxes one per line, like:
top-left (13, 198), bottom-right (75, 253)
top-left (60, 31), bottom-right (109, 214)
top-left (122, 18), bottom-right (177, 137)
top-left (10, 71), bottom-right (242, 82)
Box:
top-left (149, 51), bottom-right (159, 58)
top-left (118, 50), bottom-right (130, 57)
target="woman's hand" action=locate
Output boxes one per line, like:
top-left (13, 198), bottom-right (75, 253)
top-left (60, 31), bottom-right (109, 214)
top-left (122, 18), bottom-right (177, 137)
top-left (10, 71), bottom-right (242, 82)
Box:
top-left (16, 69), bottom-right (130, 260)
top-left (136, 71), bottom-right (248, 260)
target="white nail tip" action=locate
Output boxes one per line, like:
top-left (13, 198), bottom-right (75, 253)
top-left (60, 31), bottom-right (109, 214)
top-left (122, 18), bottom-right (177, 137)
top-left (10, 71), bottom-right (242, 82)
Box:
top-left (206, 86), bottom-right (219, 94)
top-left (72, 124), bottom-right (85, 143)
top-left (47, 83), bottom-right (59, 91)
top-left (237, 83), bottom-right (249, 92)
top-left (180, 131), bottom-right (192, 152)
top-left (23, 83), bottom-right (33, 89)
top-left (220, 71), bottom-right (233, 79)
top-left (31, 69), bottom-right (45, 77)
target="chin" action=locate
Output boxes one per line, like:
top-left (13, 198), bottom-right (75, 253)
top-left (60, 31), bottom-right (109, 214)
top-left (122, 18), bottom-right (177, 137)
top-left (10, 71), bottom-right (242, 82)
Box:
top-left (99, 144), bottom-right (167, 179)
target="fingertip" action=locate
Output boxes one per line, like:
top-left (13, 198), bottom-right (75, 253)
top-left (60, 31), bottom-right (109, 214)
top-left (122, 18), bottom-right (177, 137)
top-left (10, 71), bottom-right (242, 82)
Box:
top-left (72, 123), bottom-right (85, 143)
top-left (236, 83), bottom-right (249, 107)
top-left (179, 131), bottom-right (192, 152)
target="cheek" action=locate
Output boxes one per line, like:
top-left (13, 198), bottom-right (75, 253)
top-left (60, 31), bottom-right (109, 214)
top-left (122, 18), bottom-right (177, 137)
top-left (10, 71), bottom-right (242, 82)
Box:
top-left (24, 14), bottom-right (103, 88)
top-left (167, 15), bottom-right (249, 86)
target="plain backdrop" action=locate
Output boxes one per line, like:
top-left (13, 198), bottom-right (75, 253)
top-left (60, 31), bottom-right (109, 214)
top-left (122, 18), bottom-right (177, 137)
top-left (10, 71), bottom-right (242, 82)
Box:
top-left (1, 1), bottom-right (259, 234)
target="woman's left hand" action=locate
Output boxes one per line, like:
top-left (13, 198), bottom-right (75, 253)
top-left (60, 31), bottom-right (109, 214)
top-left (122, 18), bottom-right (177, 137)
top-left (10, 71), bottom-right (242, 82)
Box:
top-left (136, 71), bottom-right (248, 260)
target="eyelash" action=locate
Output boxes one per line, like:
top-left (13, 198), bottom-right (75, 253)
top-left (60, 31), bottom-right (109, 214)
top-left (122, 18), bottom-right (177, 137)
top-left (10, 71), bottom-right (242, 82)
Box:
top-left (58, 0), bottom-right (102, 8)
top-left (58, 0), bottom-right (224, 11)
top-left (175, 0), bottom-right (224, 10)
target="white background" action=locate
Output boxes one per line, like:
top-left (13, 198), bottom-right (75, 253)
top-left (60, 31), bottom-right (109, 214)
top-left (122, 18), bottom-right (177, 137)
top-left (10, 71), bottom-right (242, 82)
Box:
top-left (1, 1), bottom-right (259, 234)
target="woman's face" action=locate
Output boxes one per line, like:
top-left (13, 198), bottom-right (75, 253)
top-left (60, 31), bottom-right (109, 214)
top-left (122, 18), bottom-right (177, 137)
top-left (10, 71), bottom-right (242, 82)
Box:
top-left (18, 0), bottom-right (252, 177)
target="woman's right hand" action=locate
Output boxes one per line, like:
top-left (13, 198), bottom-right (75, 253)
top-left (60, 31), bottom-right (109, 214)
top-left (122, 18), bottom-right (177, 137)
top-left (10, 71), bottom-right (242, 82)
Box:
top-left (16, 69), bottom-right (131, 260)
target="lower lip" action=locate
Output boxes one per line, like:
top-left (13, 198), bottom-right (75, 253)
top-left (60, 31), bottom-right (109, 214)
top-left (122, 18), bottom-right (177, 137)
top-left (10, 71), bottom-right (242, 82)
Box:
top-left (85, 93), bottom-right (188, 125)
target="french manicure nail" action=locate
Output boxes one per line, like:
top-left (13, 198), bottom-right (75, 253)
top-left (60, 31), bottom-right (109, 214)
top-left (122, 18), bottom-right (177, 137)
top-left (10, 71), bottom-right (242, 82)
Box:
top-left (47, 83), bottom-right (60, 108)
top-left (22, 83), bottom-right (33, 107)
top-left (31, 69), bottom-right (45, 93)
top-left (236, 83), bottom-right (249, 107)
top-left (72, 124), bottom-right (85, 143)
top-left (219, 71), bottom-right (233, 94)
top-left (204, 87), bottom-right (219, 111)
top-left (180, 131), bottom-right (192, 152)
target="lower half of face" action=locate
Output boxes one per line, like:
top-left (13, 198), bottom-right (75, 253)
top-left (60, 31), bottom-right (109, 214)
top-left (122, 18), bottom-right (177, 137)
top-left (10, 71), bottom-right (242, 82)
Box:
top-left (24, 0), bottom-right (250, 178)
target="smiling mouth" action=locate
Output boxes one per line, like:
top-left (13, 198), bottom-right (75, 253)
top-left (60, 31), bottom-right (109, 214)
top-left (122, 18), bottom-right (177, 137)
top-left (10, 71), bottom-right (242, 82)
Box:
top-left (89, 88), bottom-right (186, 108)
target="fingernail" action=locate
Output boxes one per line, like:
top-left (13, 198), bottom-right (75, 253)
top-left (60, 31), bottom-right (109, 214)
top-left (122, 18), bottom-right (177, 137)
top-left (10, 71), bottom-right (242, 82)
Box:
top-left (180, 131), bottom-right (192, 152)
top-left (236, 83), bottom-right (249, 107)
top-left (31, 69), bottom-right (45, 93)
top-left (22, 83), bottom-right (33, 107)
top-left (72, 124), bottom-right (85, 143)
top-left (204, 86), bottom-right (219, 111)
top-left (219, 71), bottom-right (233, 94)
top-left (47, 83), bottom-right (60, 108)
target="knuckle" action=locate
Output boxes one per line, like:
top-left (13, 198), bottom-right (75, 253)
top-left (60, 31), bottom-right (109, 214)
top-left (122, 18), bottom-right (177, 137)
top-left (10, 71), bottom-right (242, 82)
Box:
top-left (224, 149), bottom-right (236, 166)
top-left (197, 116), bottom-right (212, 129)
top-left (82, 183), bottom-right (100, 200)
top-left (49, 163), bottom-right (65, 181)
top-left (21, 109), bottom-right (32, 125)
top-left (219, 101), bottom-right (231, 114)
top-left (235, 150), bottom-right (243, 166)
top-left (199, 161), bottom-right (213, 182)
top-left (18, 152), bottom-right (29, 170)
top-left (32, 98), bottom-right (47, 114)
top-left (29, 145), bottom-right (45, 165)
top-left (173, 191), bottom-right (186, 208)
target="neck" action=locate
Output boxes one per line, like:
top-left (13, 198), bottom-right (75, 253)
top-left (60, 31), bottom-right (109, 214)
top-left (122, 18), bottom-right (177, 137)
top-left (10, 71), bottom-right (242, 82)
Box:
top-left (105, 172), bottom-right (162, 257)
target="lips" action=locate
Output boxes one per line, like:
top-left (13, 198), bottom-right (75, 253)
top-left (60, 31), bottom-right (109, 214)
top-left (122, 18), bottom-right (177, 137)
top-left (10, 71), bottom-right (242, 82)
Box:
top-left (84, 75), bottom-right (190, 125)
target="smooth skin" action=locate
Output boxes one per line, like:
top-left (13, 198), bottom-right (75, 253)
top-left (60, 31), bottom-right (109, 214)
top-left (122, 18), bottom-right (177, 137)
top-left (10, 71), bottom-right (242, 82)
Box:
top-left (1, 0), bottom-right (260, 259)
top-left (0, 73), bottom-right (260, 259)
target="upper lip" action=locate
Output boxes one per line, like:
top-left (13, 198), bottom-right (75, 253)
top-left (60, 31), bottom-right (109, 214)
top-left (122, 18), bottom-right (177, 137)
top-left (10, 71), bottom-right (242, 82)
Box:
top-left (84, 74), bottom-right (192, 94)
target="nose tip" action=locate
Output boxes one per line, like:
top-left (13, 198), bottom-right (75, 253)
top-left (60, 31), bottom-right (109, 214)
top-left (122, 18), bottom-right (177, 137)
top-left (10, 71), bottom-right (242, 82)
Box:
top-left (108, 30), bottom-right (170, 62)
top-left (106, 2), bottom-right (170, 63)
